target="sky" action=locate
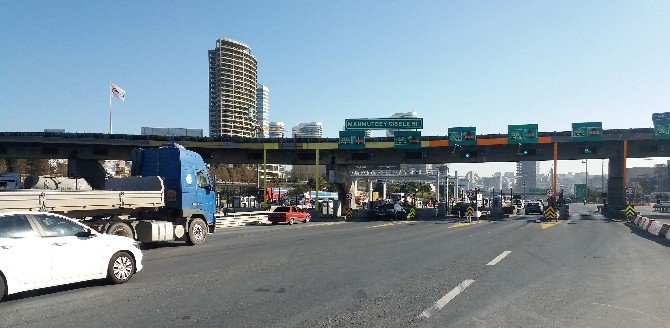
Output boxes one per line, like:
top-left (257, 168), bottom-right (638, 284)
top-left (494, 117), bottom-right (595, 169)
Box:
top-left (2, 1), bottom-right (670, 175)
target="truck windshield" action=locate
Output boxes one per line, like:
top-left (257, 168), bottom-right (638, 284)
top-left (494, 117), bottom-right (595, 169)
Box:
top-left (274, 207), bottom-right (291, 212)
top-left (196, 170), bottom-right (211, 189)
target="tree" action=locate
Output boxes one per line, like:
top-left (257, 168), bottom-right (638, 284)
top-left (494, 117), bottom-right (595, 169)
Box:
top-left (8, 159), bottom-right (29, 174)
top-left (229, 167), bottom-right (242, 182)
top-left (241, 166), bottom-right (255, 183)
top-left (51, 160), bottom-right (68, 176)
top-left (26, 159), bottom-right (51, 176)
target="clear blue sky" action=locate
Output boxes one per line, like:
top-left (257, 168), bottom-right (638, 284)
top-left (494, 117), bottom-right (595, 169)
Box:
top-left (2, 1), bottom-right (669, 174)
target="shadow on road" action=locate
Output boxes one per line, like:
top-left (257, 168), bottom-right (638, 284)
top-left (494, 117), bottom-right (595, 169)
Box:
top-left (140, 241), bottom-right (191, 250)
top-left (625, 223), bottom-right (670, 249)
top-left (2, 279), bottom-right (111, 303)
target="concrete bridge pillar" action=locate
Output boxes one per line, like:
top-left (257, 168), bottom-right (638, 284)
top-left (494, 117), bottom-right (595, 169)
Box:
top-left (606, 142), bottom-right (626, 218)
top-left (331, 164), bottom-right (357, 211)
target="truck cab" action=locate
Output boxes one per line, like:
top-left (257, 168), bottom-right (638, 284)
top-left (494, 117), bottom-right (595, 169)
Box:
top-left (133, 144), bottom-right (216, 232)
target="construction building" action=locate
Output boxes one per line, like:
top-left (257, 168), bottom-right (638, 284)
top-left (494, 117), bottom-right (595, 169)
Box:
top-left (208, 37), bottom-right (258, 137)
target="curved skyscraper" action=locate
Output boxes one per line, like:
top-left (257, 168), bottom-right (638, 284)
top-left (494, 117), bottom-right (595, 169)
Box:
top-left (209, 37), bottom-right (258, 137)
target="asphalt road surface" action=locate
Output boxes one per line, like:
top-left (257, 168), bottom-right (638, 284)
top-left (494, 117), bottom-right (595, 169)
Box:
top-left (2, 213), bottom-right (670, 328)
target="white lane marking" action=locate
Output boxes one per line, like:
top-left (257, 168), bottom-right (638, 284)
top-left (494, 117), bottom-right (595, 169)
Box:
top-left (418, 279), bottom-right (475, 319)
top-left (486, 251), bottom-right (511, 266)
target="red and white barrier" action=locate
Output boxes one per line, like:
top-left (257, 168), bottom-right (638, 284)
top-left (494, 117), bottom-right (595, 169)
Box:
top-left (637, 217), bottom-right (649, 228)
top-left (659, 224), bottom-right (670, 238)
top-left (645, 219), bottom-right (655, 230)
top-left (647, 221), bottom-right (663, 236)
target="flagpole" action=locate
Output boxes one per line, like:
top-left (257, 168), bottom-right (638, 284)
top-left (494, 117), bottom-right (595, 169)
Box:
top-left (109, 82), bottom-right (113, 134)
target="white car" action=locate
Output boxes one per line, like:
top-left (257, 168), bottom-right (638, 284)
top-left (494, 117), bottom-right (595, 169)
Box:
top-left (0, 212), bottom-right (143, 301)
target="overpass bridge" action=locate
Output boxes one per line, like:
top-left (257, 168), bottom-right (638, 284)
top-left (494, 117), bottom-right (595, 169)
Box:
top-left (1, 128), bottom-right (668, 216)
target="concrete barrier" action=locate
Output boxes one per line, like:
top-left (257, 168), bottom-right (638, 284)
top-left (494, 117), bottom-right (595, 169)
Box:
top-left (644, 218), bottom-right (655, 230)
top-left (637, 217), bottom-right (646, 227)
top-left (214, 211), bottom-right (270, 229)
top-left (647, 221), bottom-right (663, 236)
top-left (659, 224), bottom-right (670, 238)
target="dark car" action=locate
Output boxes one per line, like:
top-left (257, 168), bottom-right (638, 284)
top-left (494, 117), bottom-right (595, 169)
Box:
top-left (373, 204), bottom-right (407, 220)
top-left (525, 202), bottom-right (544, 215)
top-left (450, 202), bottom-right (465, 216)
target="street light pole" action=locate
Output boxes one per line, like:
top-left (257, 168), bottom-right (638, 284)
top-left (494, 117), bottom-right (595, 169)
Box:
top-left (583, 159), bottom-right (588, 201)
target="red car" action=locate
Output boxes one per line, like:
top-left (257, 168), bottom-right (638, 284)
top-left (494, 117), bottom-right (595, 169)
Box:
top-left (269, 206), bottom-right (311, 225)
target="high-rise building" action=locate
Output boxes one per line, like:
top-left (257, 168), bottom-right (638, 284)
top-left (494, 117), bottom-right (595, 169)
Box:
top-left (256, 84), bottom-right (270, 137)
top-left (208, 37), bottom-right (258, 137)
top-left (268, 122), bottom-right (285, 138)
top-left (515, 161), bottom-right (539, 191)
top-left (386, 111), bottom-right (418, 137)
top-left (292, 122), bottom-right (323, 138)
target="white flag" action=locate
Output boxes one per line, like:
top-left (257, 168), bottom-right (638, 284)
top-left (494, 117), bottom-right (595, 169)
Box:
top-left (110, 83), bottom-right (126, 102)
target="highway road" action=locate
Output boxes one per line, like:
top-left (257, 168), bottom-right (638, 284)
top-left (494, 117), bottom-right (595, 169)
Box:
top-left (2, 212), bottom-right (670, 328)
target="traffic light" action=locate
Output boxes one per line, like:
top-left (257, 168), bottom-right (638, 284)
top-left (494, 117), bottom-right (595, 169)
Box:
top-left (518, 148), bottom-right (542, 156)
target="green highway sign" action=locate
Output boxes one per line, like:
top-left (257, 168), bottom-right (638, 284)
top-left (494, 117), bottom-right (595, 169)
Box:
top-left (448, 127), bottom-right (477, 146)
top-left (527, 187), bottom-right (546, 194)
top-left (393, 131), bottom-right (421, 149)
top-left (572, 122), bottom-right (602, 142)
top-left (345, 118), bottom-right (423, 130)
top-left (338, 130), bottom-right (366, 150)
top-left (574, 184), bottom-right (587, 200)
top-left (653, 119), bottom-right (670, 140)
top-left (508, 124), bottom-right (538, 144)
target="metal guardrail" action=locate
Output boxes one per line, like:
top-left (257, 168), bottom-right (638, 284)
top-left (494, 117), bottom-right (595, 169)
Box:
top-left (652, 203), bottom-right (670, 213)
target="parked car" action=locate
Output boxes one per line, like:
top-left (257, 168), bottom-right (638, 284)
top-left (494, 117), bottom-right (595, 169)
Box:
top-left (0, 212), bottom-right (143, 302)
top-left (268, 206), bottom-right (311, 225)
top-left (525, 202), bottom-right (544, 215)
top-left (373, 203), bottom-right (407, 220)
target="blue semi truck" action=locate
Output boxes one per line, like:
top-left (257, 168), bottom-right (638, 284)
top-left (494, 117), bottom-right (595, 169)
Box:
top-left (0, 144), bottom-right (216, 245)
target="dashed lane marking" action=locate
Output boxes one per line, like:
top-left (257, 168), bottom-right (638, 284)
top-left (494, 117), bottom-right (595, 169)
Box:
top-left (486, 251), bottom-right (511, 266)
top-left (418, 279), bottom-right (475, 319)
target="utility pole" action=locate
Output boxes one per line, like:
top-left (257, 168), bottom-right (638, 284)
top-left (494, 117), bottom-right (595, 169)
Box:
top-left (454, 171), bottom-right (459, 202)
top-left (600, 159), bottom-right (605, 194)
top-left (584, 159), bottom-right (589, 201)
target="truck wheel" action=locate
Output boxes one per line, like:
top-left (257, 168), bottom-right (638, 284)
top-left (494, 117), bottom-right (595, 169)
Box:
top-left (186, 218), bottom-right (208, 245)
top-left (107, 252), bottom-right (135, 284)
top-left (288, 218), bottom-right (294, 225)
top-left (107, 222), bottom-right (134, 239)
